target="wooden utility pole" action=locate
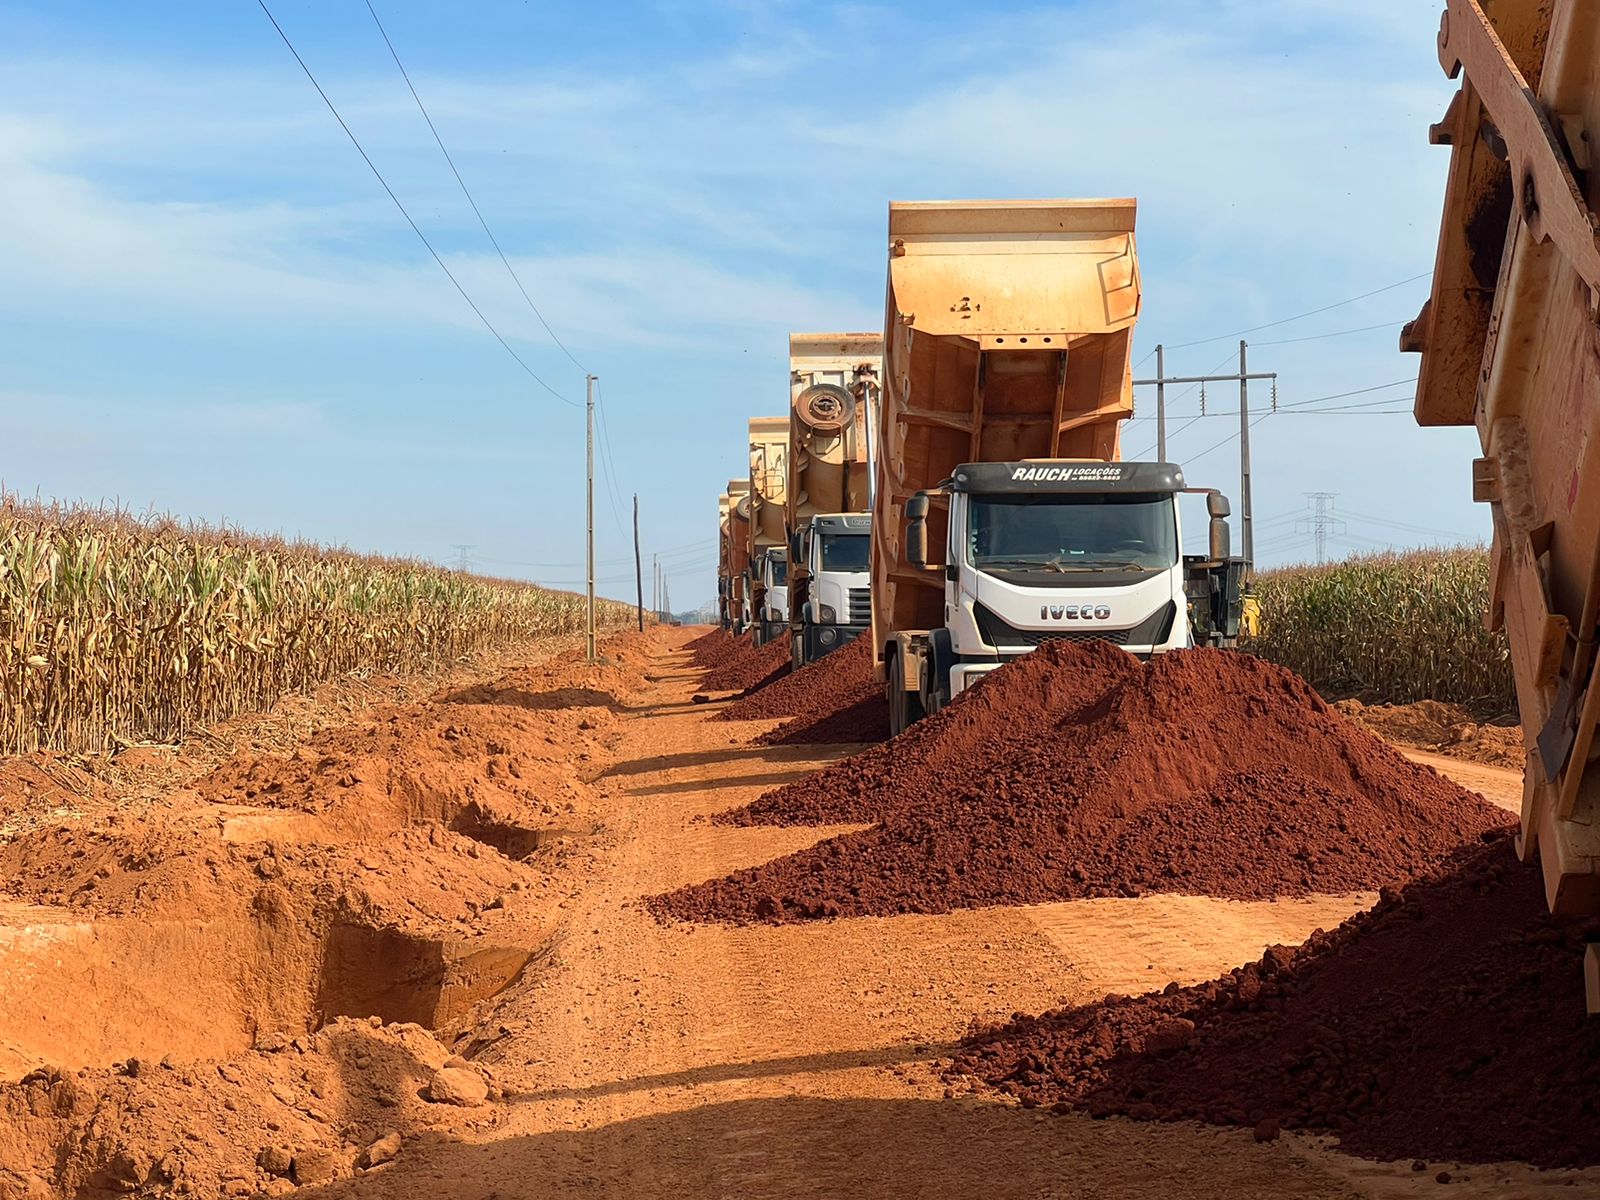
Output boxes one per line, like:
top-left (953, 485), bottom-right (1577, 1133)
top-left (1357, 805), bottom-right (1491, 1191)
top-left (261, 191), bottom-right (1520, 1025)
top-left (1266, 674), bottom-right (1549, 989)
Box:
top-left (632, 494), bottom-right (644, 631)
top-left (585, 375), bottom-right (596, 662)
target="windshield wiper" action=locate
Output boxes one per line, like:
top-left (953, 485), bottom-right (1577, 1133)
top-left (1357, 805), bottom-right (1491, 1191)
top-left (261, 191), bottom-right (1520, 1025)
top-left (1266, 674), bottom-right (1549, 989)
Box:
top-left (978, 557), bottom-right (1157, 574)
top-left (1074, 559), bottom-right (1155, 572)
top-left (977, 557), bottom-right (1064, 571)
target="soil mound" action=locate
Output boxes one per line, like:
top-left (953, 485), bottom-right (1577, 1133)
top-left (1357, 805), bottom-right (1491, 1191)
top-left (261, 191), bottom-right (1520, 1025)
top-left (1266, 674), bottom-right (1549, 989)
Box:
top-left (717, 639), bottom-right (889, 745)
top-left (655, 643), bottom-right (1509, 922)
top-left (0, 1018), bottom-right (503, 1197)
top-left (756, 690), bottom-right (890, 746)
top-left (697, 638), bottom-right (791, 695)
top-left (194, 694), bottom-right (604, 843)
top-left (686, 629), bottom-right (749, 671)
top-left (947, 837), bottom-right (1600, 1168)
top-left (1334, 697), bottom-right (1524, 770)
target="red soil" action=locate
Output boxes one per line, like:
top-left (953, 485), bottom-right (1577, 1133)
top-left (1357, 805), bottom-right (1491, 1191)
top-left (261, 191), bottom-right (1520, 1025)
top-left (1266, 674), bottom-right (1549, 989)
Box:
top-left (696, 638), bottom-right (791, 695)
top-left (948, 836), bottom-right (1600, 1169)
top-left (653, 642), bottom-right (1509, 922)
top-left (715, 639), bottom-right (890, 746)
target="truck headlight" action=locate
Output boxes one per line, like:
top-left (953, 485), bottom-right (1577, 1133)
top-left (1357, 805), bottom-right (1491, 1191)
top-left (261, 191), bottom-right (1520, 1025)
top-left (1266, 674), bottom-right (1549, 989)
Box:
top-left (818, 604), bottom-right (837, 623)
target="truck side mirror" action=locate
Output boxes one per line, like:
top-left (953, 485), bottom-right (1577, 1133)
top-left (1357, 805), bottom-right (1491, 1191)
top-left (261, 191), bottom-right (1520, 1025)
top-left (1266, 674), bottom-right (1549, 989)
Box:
top-left (906, 492), bottom-right (930, 569)
top-left (1209, 515), bottom-right (1231, 561)
top-left (1206, 492), bottom-right (1231, 519)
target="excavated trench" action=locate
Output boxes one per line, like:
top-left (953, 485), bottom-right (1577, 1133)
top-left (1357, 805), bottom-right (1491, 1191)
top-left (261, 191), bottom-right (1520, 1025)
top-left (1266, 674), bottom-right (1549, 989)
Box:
top-left (0, 893), bottom-right (536, 1081)
top-left (0, 790), bottom-right (561, 1080)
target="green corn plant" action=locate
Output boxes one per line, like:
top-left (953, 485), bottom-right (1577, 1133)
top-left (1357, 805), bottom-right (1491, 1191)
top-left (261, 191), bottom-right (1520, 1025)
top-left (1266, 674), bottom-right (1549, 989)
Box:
top-left (1245, 545), bottom-right (1514, 716)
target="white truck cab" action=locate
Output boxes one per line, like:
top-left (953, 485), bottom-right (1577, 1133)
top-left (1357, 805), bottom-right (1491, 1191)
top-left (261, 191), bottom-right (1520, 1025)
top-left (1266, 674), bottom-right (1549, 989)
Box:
top-left (793, 512), bottom-right (871, 665)
top-left (758, 547), bottom-right (790, 646)
top-left (888, 460), bottom-right (1242, 732)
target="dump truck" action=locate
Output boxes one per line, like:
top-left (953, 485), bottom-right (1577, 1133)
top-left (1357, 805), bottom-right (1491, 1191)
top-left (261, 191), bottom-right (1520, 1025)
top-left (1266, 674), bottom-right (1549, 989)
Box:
top-left (786, 332), bottom-right (881, 668)
top-left (1405, 0), bottom-right (1600, 975)
top-left (716, 491), bottom-right (735, 631)
top-left (873, 199), bottom-right (1246, 734)
top-left (746, 417), bottom-right (790, 646)
top-left (725, 479), bottom-right (751, 635)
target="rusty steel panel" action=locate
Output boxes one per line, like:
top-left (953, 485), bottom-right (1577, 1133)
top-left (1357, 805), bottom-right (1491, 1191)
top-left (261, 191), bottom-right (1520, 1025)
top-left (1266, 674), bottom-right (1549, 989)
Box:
top-left (1410, 0), bottom-right (1600, 912)
top-left (871, 199), bottom-right (1140, 677)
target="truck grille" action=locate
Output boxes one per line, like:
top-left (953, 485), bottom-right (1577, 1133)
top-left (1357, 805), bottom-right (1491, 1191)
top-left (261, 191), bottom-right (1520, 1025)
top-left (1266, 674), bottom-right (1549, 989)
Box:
top-left (974, 601), bottom-right (1174, 650)
top-left (847, 587), bottom-right (871, 624)
top-left (1019, 628), bottom-right (1129, 647)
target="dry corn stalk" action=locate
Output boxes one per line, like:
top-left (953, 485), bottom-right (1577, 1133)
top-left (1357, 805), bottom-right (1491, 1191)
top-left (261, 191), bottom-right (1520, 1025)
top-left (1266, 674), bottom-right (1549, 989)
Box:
top-left (0, 497), bottom-right (637, 754)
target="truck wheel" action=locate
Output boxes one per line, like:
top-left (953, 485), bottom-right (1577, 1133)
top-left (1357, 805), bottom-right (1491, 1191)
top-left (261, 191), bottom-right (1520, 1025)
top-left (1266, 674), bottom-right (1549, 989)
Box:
top-left (888, 652), bottom-right (926, 737)
top-left (791, 632), bottom-right (803, 672)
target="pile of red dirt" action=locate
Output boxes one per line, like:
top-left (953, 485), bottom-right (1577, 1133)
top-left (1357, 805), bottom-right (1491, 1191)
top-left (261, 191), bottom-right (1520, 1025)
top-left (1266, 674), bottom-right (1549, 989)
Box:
top-left (697, 638), bottom-right (791, 695)
top-left (686, 629), bottom-right (749, 671)
top-left (947, 836), bottom-right (1600, 1169)
top-left (1334, 697), bottom-right (1524, 770)
top-left (654, 642), bottom-right (1509, 923)
top-left (714, 639), bottom-right (890, 745)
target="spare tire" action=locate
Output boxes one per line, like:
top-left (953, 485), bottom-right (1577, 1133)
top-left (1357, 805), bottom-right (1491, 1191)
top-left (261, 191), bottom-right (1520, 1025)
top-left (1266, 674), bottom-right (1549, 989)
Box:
top-left (793, 383), bottom-right (855, 433)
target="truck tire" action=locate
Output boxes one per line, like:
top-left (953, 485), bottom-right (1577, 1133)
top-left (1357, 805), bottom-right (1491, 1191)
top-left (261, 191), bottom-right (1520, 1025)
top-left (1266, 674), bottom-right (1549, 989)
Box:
top-left (888, 651), bottom-right (926, 737)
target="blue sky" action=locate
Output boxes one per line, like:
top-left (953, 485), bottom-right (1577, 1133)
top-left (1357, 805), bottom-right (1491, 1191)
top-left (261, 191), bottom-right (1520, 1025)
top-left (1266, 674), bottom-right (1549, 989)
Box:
top-left (1, 0), bottom-right (1481, 604)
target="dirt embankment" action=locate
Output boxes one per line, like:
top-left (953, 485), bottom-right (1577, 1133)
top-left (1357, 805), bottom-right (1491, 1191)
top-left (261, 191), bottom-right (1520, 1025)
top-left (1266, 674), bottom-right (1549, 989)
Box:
top-left (947, 836), bottom-right (1600, 1169)
top-left (715, 638), bottom-right (889, 746)
top-left (0, 628), bottom-right (674, 1199)
top-left (1333, 698), bottom-right (1523, 770)
top-left (652, 642), bottom-right (1508, 923)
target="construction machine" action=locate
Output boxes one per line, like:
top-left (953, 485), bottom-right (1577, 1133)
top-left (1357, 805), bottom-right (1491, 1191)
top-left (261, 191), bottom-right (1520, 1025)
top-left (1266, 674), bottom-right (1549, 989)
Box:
top-left (1405, 0), bottom-right (1600, 981)
top-left (873, 199), bottom-right (1247, 734)
top-left (717, 491), bottom-right (734, 631)
top-left (786, 333), bottom-right (882, 668)
top-left (746, 418), bottom-right (790, 646)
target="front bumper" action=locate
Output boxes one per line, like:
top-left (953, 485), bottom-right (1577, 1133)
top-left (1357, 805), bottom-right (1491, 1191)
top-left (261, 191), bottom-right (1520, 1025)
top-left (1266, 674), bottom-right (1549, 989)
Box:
top-left (801, 622), bottom-right (867, 663)
top-left (949, 642), bottom-right (1167, 696)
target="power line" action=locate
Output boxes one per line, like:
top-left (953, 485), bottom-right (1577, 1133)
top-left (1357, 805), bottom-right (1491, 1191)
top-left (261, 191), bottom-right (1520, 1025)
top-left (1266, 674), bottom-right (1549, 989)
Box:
top-left (1127, 346), bottom-right (1239, 457)
top-left (1183, 411), bottom-right (1273, 468)
top-left (255, 0), bottom-right (576, 407)
top-left (1277, 378), bottom-right (1417, 409)
top-left (1338, 507), bottom-right (1478, 541)
top-left (1164, 271), bottom-right (1432, 351)
top-left (593, 381), bottom-right (626, 535)
top-left (1253, 320), bottom-right (1406, 347)
top-left (364, 0), bottom-right (588, 376)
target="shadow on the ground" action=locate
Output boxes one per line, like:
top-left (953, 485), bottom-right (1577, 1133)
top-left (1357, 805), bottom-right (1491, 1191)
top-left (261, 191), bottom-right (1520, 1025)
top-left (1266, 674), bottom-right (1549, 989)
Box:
top-left (306, 1092), bottom-right (1370, 1200)
top-left (509, 1041), bottom-right (955, 1103)
top-left (597, 744), bottom-right (849, 779)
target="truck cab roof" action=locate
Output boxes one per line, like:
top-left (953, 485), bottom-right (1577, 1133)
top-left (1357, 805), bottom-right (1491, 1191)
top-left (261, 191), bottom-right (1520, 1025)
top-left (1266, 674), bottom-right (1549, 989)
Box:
top-left (947, 460), bottom-right (1184, 494)
top-left (809, 513), bottom-right (872, 531)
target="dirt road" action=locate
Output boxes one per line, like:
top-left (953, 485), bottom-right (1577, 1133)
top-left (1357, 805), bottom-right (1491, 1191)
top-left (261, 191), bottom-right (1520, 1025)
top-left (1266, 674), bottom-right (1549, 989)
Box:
top-left (311, 631), bottom-right (1584, 1200)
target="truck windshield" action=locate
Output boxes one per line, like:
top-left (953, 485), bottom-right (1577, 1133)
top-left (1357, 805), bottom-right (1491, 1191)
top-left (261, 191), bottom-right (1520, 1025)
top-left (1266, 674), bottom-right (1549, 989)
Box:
top-left (968, 492), bottom-right (1177, 573)
top-left (768, 557), bottom-right (788, 586)
top-left (820, 534), bottom-right (870, 571)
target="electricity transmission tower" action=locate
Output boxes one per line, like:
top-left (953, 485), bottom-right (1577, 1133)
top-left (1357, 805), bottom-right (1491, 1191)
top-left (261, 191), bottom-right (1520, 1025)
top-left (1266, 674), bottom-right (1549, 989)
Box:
top-left (1296, 493), bottom-right (1345, 563)
top-left (451, 544), bottom-right (473, 572)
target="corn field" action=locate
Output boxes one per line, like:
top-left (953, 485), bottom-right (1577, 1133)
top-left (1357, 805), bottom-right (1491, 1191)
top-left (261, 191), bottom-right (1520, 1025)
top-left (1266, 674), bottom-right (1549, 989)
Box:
top-left (1247, 546), bottom-right (1515, 716)
top-left (0, 498), bottom-right (636, 755)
